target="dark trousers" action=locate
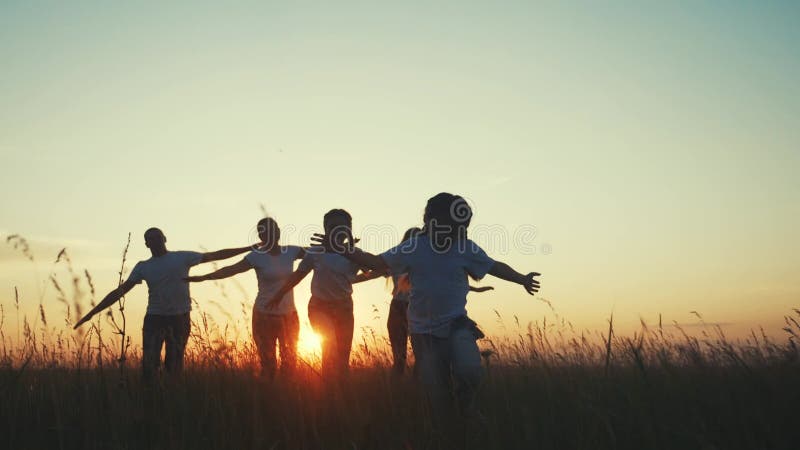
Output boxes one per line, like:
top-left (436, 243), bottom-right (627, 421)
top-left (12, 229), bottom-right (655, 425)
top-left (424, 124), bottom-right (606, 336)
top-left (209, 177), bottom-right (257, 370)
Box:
top-left (308, 296), bottom-right (354, 376)
top-left (387, 298), bottom-right (409, 374)
top-left (410, 319), bottom-right (483, 420)
top-left (252, 309), bottom-right (299, 377)
top-left (142, 312), bottom-right (191, 381)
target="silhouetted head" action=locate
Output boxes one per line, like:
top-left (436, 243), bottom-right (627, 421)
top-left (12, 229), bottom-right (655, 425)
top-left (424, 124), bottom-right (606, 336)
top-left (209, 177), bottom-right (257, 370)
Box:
top-left (143, 227), bottom-right (168, 256)
top-left (323, 209), bottom-right (353, 247)
top-left (422, 193), bottom-right (471, 249)
top-left (257, 217), bottom-right (281, 249)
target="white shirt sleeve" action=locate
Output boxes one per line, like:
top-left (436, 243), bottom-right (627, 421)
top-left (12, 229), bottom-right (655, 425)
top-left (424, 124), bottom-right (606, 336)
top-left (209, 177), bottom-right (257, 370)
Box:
top-left (244, 251), bottom-right (257, 266)
top-left (182, 251), bottom-right (204, 267)
top-left (379, 244), bottom-right (411, 275)
top-left (464, 241), bottom-right (495, 280)
top-left (127, 262), bottom-right (145, 284)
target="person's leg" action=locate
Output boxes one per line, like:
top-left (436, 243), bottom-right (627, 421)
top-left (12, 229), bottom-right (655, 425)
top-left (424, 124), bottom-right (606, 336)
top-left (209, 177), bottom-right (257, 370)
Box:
top-left (252, 311), bottom-right (279, 378)
top-left (308, 301), bottom-right (338, 375)
top-left (449, 327), bottom-right (483, 418)
top-left (164, 312), bottom-right (191, 374)
top-left (333, 302), bottom-right (354, 374)
top-left (142, 314), bottom-right (166, 382)
top-left (387, 300), bottom-right (408, 374)
top-left (278, 310), bottom-right (300, 375)
top-left (410, 333), bottom-right (453, 418)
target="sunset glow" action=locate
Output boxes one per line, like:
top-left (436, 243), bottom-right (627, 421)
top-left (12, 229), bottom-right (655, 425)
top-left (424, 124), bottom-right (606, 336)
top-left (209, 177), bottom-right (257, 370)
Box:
top-left (296, 329), bottom-right (323, 362)
top-left (2, 3), bottom-right (799, 449)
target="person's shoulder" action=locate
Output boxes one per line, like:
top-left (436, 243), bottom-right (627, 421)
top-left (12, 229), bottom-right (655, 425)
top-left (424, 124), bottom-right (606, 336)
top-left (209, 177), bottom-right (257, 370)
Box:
top-left (464, 238), bottom-right (481, 248)
top-left (387, 235), bottom-right (426, 255)
top-left (283, 245), bottom-right (303, 255)
top-left (464, 239), bottom-right (486, 254)
top-left (320, 251), bottom-right (349, 266)
top-left (171, 250), bottom-right (204, 263)
top-left (299, 249), bottom-right (318, 263)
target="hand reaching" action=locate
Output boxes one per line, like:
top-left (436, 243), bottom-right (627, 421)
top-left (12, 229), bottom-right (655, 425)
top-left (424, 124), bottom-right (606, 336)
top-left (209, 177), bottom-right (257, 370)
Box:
top-left (523, 272), bottom-right (541, 295)
top-left (184, 276), bottom-right (205, 283)
top-left (310, 233), bottom-right (359, 253)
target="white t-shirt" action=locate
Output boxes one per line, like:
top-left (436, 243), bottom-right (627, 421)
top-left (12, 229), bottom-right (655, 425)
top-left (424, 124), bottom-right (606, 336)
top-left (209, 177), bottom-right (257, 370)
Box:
top-left (245, 245), bottom-right (303, 315)
top-left (128, 251), bottom-right (204, 316)
top-left (380, 235), bottom-right (495, 336)
top-left (298, 251), bottom-right (360, 301)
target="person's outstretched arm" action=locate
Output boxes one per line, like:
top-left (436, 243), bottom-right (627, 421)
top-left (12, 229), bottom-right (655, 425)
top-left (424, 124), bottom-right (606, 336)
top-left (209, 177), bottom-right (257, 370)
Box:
top-left (488, 261), bottom-right (540, 295)
top-left (310, 233), bottom-right (388, 271)
top-left (265, 266), bottom-right (312, 310)
top-left (341, 248), bottom-right (388, 271)
top-left (73, 279), bottom-right (138, 329)
top-left (200, 245), bottom-right (253, 263)
top-left (186, 260), bottom-right (252, 282)
top-left (469, 285), bottom-right (494, 293)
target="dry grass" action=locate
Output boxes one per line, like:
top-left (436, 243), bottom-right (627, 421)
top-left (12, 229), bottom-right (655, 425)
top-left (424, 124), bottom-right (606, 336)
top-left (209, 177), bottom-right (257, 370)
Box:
top-left (1, 236), bottom-right (799, 449)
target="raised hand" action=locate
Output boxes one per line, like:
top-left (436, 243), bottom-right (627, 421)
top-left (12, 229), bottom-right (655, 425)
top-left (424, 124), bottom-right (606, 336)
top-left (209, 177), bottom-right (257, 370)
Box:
top-left (310, 233), bottom-right (328, 249)
top-left (523, 272), bottom-right (541, 295)
top-left (310, 233), bottom-right (360, 253)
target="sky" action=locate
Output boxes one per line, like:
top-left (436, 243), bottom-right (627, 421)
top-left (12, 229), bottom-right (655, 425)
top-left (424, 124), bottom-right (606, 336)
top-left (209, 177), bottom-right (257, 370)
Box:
top-left (1, 1), bottom-right (798, 347)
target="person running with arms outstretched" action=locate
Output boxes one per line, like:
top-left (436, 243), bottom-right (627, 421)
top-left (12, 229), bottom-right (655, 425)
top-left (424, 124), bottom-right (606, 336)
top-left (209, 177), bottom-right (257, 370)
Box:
top-left (74, 227), bottom-right (252, 381)
top-left (355, 226), bottom-right (495, 376)
top-left (266, 209), bottom-right (365, 377)
top-left (312, 193), bottom-right (540, 430)
top-left (185, 217), bottom-right (305, 378)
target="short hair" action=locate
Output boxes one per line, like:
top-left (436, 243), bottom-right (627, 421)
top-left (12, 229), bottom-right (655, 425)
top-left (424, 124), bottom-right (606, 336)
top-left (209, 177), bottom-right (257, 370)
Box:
top-left (257, 217), bottom-right (278, 231)
top-left (424, 193), bottom-right (471, 227)
top-left (323, 209), bottom-right (352, 230)
top-left (423, 193), bottom-right (471, 244)
top-left (144, 227), bottom-right (164, 239)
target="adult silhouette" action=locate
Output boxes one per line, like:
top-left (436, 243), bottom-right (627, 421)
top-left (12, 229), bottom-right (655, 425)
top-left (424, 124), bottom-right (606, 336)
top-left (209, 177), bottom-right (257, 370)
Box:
top-left (74, 227), bottom-right (252, 380)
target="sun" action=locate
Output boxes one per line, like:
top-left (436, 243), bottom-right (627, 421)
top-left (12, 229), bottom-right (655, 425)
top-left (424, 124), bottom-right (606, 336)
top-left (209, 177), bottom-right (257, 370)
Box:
top-left (296, 327), bottom-right (323, 361)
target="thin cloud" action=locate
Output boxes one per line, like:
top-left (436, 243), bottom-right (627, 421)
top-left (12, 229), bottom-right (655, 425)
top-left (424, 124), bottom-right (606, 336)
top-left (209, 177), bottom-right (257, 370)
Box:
top-left (0, 231), bottom-right (104, 263)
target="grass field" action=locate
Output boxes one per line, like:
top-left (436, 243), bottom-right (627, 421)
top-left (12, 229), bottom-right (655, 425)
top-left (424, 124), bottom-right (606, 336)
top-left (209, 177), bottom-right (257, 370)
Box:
top-left (1, 241), bottom-right (799, 449)
top-left (2, 308), bottom-right (799, 450)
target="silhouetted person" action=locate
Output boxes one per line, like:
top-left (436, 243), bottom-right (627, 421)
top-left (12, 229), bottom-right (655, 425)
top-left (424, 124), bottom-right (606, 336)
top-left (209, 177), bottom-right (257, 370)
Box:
top-left (185, 218), bottom-right (306, 378)
top-left (354, 226), bottom-right (494, 375)
top-left (74, 227), bottom-right (252, 381)
top-left (267, 209), bottom-right (365, 377)
top-left (313, 193), bottom-right (540, 430)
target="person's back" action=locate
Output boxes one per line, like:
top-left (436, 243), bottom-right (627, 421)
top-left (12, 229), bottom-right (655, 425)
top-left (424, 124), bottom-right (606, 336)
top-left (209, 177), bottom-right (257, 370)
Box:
top-left (277, 208), bottom-right (362, 376)
top-left (300, 251), bottom-right (359, 301)
top-left (386, 234), bottom-right (494, 337)
top-left (185, 218), bottom-right (306, 378)
top-left (74, 227), bottom-right (253, 381)
top-left (249, 245), bottom-right (303, 314)
top-left (318, 192), bottom-right (541, 432)
top-left (130, 250), bottom-right (203, 315)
